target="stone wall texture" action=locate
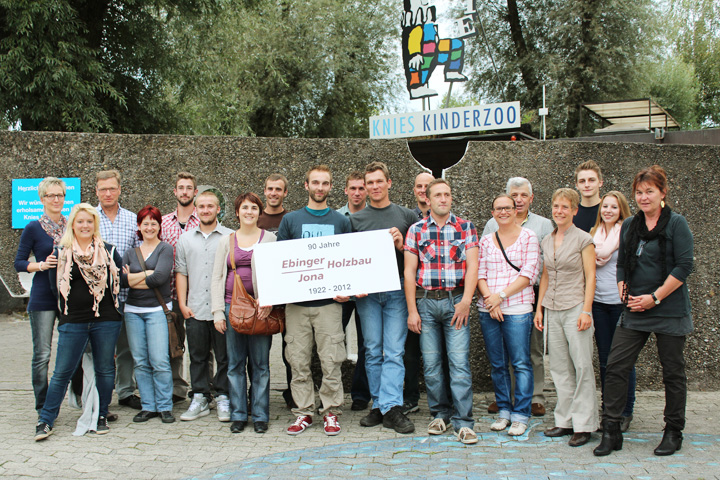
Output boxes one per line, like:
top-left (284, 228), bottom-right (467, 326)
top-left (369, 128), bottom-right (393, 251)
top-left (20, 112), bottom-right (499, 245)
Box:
top-left (2, 132), bottom-right (719, 390)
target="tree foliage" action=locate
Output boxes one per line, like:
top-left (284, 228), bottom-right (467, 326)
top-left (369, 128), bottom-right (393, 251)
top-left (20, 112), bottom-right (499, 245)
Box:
top-left (461, 0), bottom-right (657, 137)
top-left (168, 0), bottom-right (400, 137)
top-left (670, 0), bottom-right (720, 126)
top-left (1, 0), bottom-right (400, 137)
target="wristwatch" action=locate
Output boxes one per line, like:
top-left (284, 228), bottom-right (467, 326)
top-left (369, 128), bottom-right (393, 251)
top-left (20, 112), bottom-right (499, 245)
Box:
top-left (651, 292), bottom-right (661, 305)
top-left (582, 311), bottom-right (593, 318)
top-left (499, 291), bottom-right (507, 299)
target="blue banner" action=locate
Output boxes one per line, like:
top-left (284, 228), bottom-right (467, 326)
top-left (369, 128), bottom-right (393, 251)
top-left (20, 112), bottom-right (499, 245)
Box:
top-left (12, 178), bottom-right (82, 229)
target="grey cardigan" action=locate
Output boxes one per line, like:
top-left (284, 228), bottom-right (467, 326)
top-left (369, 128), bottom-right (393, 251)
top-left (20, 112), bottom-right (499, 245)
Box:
top-left (211, 230), bottom-right (277, 323)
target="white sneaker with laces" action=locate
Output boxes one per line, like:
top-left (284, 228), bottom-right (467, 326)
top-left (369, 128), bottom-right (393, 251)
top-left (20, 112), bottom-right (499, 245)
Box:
top-left (216, 395), bottom-right (231, 422)
top-left (427, 418), bottom-right (447, 435)
top-left (180, 393), bottom-right (210, 421)
top-left (508, 421), bottom-right (527, 436)
top-left (491, 418), bottom-right (511, 431)
top-left (457, 426), bottom-right (478, 444)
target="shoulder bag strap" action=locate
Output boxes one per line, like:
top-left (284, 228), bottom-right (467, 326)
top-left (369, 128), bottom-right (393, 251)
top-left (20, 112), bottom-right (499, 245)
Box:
top-left (228, 234), bottom-right (254, 302)
top-left (495, 231), bottom-right (521, 272)
top-left (134, 247), bottom-right (171, 315)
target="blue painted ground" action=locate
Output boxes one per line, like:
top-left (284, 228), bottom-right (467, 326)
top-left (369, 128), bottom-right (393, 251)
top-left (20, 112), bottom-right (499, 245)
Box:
top-left (187, 422), bottom-right (720, 480)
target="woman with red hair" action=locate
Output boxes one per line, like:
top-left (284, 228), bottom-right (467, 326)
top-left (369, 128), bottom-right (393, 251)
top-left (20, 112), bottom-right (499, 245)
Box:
top-left (594, 166), bottom-right (694, 457)
top-left (121, 205), bottom-right (176, 423)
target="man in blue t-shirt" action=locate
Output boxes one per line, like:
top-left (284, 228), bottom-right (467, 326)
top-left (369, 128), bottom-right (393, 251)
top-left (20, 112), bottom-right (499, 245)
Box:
top-left (277, 165), bottom-right (351, 437)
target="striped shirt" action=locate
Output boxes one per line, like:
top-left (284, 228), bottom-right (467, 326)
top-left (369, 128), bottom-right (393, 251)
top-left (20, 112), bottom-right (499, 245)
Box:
top-left (404, 213), bottom-right (478, 290)
top-left (477, 228), bottom-right (540, 312)
top-left (161, 208), bottom-right (201, 300)
top-left (97, 204), bottom-right (140, 303)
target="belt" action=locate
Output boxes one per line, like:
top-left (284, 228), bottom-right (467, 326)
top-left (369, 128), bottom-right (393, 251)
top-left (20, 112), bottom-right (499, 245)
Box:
top-left (417, 286), bottom-right (464, 300)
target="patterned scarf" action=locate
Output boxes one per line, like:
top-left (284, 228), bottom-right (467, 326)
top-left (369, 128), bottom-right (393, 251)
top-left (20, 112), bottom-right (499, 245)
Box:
top-left (593, 222), bottom-right (621, 266)
top-left (39, 214), bottom-right (67, 246)
top-left (57, 237), bottom-right (120, 316)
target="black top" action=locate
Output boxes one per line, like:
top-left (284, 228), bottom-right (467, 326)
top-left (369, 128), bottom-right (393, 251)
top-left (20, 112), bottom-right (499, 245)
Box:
top-left (59, 262), bottom-right (121, 325)
top-left (573, 203), bottom-right (600, 233)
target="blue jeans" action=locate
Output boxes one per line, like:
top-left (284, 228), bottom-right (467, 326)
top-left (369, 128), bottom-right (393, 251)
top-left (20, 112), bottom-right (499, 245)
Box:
top-left (29, 309), bottom-right (58, 412)
top-left (38, 320), bottom-right (122, 427)
top-left (124, 310), bottom-right (173, 412)
top-left (593, 302), bottom-right (635, 417)
top-left (417, 294), bottom-right (474, 430)
top-left (355, 289), bottom-right (408, 414)
top-left (479, 311), bottom-right (533, 424)
top-left (224, 304), bottom-right (271, 422)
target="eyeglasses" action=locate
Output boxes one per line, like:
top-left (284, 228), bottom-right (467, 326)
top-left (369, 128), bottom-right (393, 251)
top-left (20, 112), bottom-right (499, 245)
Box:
top-left (493, 206), bottom-right (516, 212)
top-left (44, 194), bottom-right (65, 200)
top-left (636, 239), bottom-right (647, 256)
top-left (97, 187), bottom-right (119, 194)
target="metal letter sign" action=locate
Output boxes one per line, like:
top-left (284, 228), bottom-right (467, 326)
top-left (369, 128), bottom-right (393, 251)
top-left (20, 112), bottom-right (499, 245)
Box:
top-left (369, 101), bottom-right (521, 139)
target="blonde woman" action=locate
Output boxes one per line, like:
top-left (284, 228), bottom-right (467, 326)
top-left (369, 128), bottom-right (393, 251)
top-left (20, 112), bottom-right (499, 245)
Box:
top-left (14, 177), bottom-right (68, 414)
top-left (590, 191), bottom-right (635, 432)
top-left (36, 204), bottom-right (122, 441)
top-left (534, 188), bottom-right (598, 447)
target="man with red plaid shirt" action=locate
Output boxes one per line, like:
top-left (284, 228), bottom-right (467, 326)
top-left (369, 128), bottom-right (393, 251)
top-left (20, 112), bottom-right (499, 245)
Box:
top-left (403, 178), bottom-right (479, 445)
top-left (160, 172), bottom-right (200, 403)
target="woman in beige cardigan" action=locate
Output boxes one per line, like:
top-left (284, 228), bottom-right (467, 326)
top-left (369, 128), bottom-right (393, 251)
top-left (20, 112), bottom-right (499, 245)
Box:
top-left (211, 192), bottom-right (276, 434)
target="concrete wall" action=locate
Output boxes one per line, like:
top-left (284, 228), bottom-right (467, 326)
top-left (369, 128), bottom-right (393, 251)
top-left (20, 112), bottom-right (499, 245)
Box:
top-left (2, 132), bottom-right (719, 389)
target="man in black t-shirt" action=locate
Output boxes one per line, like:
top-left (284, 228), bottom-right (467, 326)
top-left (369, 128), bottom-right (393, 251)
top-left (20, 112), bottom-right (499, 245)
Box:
top-left (573, 160), bottom-right (604, 232)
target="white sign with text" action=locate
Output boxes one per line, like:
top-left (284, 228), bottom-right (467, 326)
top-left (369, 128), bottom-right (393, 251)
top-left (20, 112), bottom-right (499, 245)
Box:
top-left (254, 230), bottom-right (400, 306)
top-left (369, 101), bottom-right (521, 139)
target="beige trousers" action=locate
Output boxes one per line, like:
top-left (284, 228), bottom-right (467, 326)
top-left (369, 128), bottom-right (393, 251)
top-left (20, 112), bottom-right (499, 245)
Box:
top-left (546, 303), bottom-right (598, 433)
top-left (285, 303), bottom-right (345, 417)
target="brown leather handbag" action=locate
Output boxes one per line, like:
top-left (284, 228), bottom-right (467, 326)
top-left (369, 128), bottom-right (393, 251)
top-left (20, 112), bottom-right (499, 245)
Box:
top-left (228, 233), bottom-right (284, 336)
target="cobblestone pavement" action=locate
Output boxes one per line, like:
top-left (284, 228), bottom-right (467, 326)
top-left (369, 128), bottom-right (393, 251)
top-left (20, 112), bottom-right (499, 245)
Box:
top-left (1, 313), bottom-right (719, 479)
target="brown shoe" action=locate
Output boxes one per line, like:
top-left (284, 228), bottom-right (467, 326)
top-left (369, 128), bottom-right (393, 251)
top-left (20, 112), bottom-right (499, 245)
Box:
top-left (544, 426), bottom-right (573, 437)
top-left (569, 432), bottom-right (592, 447)
top-left (487, 401), bottom-right (499, 414)
top-left (531, 403), bottom-right (546, 416)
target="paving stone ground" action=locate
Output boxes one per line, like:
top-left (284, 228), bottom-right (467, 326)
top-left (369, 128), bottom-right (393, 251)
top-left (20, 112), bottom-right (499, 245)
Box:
top-left (1, 313), bottom-right (719, 479)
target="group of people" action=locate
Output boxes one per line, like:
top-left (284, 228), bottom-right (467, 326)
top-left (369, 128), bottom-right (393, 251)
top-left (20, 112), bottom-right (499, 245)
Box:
top-left (15, 160), bottom-right (693, 457)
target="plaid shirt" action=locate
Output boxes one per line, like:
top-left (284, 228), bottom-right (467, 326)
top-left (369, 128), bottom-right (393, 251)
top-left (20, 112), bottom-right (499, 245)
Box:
top-left (160, 208), bottom-right (201, 300)
top-left (97, 204), bottom-right (140, 303)
top-left (404, 213), bottom-right (478, 290)
top-left (477, 228), bottom-right (540, 310)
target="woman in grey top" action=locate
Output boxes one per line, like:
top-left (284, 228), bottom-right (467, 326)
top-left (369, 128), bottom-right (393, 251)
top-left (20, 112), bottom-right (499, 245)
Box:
top-left (590, 191), bottom-right (636, 432)
top-left (121, 205), bottom-right (175, 424)
top-left (534, 188), bottom-right (597, 447)
top-left (595, 166), bottom-right (694, 457)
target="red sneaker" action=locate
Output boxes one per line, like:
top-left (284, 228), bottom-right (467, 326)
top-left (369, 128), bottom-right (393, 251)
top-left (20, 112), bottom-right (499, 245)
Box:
top-left (323, 414), bottom-right (341, 436)
top-left (287, 415), bottom-right (312, 435)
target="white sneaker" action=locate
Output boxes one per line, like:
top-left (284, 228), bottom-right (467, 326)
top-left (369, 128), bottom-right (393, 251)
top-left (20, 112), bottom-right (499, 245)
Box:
top-left (457, 426), bottom-right (478, 444)
top-left (508, 421), bottom-right (527, 436)
top-left (427, 418), bottom-right (447, 435)
top-left (491, 418), bottom-right (511, 431)
top-left (180, 393), bottom-right (210, 421)
top-left (216, 395), bottom-right (231, 422)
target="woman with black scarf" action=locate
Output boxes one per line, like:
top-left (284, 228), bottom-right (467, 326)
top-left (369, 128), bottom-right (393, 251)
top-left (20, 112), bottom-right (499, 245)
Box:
top-left (594, 165), bottom-right (694, 457)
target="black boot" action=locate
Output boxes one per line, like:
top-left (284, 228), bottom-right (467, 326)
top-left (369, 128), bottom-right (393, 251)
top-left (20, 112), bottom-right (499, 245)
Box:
top-left (654, 427), bottom-right (682, 456)
top-left (593, 420), bottom-right (623, 456)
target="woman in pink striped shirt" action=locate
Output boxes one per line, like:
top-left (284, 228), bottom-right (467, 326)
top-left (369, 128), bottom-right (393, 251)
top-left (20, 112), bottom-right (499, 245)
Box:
top-left (477, 194), bottom-right (540, 437)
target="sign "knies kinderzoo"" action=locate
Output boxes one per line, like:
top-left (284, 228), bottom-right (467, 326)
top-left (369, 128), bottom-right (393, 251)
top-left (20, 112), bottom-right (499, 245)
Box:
top-left (369, 101), bottom-right (521, 139)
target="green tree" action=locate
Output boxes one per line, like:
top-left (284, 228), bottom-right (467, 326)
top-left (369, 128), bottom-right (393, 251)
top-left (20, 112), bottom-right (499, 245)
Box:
top-left (462, 0), bottom-right (657, 137)
top-left (169, 0), bottom-right (400, 138)
top-left (0, 0), bottom-right (212, 133)
top-left (670, 0), bottom-right (720, 126)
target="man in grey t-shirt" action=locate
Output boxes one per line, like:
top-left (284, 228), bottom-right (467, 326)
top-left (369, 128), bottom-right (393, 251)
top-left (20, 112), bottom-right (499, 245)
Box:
top-left (482, 177), bottom-right (553, 416)
top-left (350, 161), bottom-right (417, 434)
